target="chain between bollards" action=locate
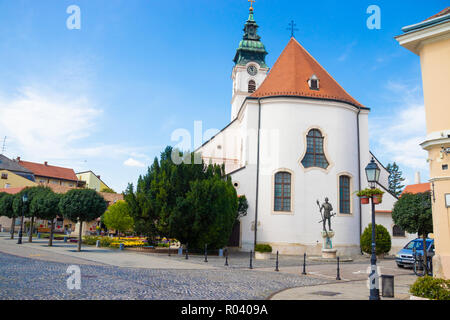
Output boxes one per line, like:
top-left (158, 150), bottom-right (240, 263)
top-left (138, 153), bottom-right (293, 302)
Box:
top-left (204, 244), bottom-right (208, 263)
top-left (249, 250), bottom-right (253, 269)
top-left (275, 251), bottom-right (279, 272)
top-left (302, 253), bottom-right (307, 275)
top-left (336, 256), bottom-right (341, 280)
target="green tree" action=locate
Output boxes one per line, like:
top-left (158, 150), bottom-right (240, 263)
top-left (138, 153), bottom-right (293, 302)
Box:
top-left (170, 176), bottom-right (238, 250)
top-left (59, 189), bottom-right (107, 252)
top-left (386, 162), bottom-right (405, 197)
top-left (103, 200), bottom-right (134, 235)
top-left (100, 187), bottom-right (116, 194)
top-left (12, 186), bottom-right (51, 242)
top-left (0, 193), bottom-right (16, 239)
top-left (125, 146), bottom-right (242, 249)
top-left (360, 223), bottom-right (392, 255)
top-left (392, 192), bottom-right (433, 273)
top-left (30, 190), bottom-right (62, 246)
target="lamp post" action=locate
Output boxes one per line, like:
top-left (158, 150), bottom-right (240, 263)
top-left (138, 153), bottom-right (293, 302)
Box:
top-left (365, 158), bottom-right (381, 300)
top-left (17, 193), bottom-right (28, 245)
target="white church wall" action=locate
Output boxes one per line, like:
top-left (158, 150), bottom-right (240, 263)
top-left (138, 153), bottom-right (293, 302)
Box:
top-left (251, 98), bottom-right (364, 256)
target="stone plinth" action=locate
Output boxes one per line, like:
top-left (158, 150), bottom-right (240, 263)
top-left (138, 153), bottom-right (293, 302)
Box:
top-left (321, 230), bottom-right (337, 258)
top-left (322, 248), bottom-right (337, 259)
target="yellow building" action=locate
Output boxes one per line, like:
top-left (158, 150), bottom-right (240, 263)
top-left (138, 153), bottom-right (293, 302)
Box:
top-left (0, 170), bottom-right (37, 189)
top-left (396, 7), bottom-right (450, 279)
top-left (76, 171), bottom-right (112, 192)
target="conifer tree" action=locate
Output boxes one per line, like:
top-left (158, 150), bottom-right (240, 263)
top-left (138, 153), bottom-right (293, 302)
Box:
top-left (386, 162), bottom-right (405, 197)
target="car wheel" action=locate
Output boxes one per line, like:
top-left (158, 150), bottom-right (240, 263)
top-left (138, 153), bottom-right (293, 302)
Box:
top-left (397, 263), bottom-right (404, 268)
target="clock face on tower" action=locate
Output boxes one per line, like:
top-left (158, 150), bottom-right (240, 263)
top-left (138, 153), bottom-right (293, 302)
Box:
top-left (247, 65), bottom-right (258, 76)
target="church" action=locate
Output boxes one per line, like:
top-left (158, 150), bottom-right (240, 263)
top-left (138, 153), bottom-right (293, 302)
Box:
top-left (197, 5), bottom-right (415, 255)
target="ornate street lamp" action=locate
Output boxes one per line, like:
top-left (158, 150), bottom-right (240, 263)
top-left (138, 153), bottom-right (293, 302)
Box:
top-left (17, 193), bottom-right (28, 245)
top-left (365, 158), bottom-right (380, 300)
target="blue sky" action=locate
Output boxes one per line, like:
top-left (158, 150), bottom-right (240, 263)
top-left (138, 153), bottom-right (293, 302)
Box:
top-left (0, 0), bottom-right (446, 192)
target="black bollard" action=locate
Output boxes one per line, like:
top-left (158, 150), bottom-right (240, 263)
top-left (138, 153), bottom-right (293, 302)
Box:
top-left (249, 250), bottom-right (253, 269)
top-left (302, 253), bottom-right (307, 275)
top-left (224, 249), bottom-right (229, 266)
top-left (336, 257), bottom-right (341, 280)
top-left (204, 244), bottom-right (208, 263)
top-left (185, 246), bottom-right (189, 260)
top-left (275, 251), bottom-right (279, 272)
top-left (168, 245), bottom-right (171, 257)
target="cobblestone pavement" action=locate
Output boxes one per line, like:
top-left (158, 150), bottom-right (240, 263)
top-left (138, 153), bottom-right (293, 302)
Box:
top-left (0, 252), bottom-right (328, 300)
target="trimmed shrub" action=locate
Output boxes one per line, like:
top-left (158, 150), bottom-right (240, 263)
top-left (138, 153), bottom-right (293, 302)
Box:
top-left (360, 224), bottom-right (391, 255)
top-left (410, 276), bottom-right (450, 300)
top-left (255, 244), bottom-right (272, 253)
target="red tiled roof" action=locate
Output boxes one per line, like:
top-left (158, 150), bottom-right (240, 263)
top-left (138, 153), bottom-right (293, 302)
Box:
top-left (402, 183), bottom-right (431, 195)
top-left (17, 160), bottom-right (78, 182)
top-left (424, 7), bottom-right (450, 21)
top-left (0, 187), bottom-right (25, 194)
top-left (251, 38), bottom-right (365, 109)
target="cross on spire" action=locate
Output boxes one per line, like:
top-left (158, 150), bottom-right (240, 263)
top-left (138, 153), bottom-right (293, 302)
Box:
top-left (248, 0), bottom-right (256, 11)
top-left (287, 20), bottom-right (299, 38)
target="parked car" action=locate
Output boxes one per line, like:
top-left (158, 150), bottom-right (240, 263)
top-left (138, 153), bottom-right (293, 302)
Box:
top-left (396, 238), bottom-right (434, 268)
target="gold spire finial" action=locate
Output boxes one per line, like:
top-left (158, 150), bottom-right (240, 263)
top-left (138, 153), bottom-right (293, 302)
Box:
top-left (248, 0), bottom-right (255, 12)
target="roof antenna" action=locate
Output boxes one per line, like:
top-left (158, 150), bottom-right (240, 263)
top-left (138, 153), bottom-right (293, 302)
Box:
top-left (1, 136), bottom-right (6, 154)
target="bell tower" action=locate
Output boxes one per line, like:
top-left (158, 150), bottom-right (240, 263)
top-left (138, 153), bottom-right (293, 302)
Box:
top-left (231, 3), bottom-right (269, 121)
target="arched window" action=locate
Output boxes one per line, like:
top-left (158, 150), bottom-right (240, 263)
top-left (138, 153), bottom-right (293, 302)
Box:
top-left (393, 225), bottom-right (406, 237)
top-left (248, 80), bottom-right (256, 93)
top-left (339, 175), bottom-right (351, 214)
top-left (301, 129), bottom-right (329, 169)
top-left (274, 172), bottom-right (291, 212)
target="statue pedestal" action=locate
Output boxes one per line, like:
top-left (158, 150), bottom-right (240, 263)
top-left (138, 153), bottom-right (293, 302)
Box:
top-left (321, 231), bottom-right (337, 259)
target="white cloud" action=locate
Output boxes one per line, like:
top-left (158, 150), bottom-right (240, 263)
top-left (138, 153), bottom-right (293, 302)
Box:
top-left (0, 87), bottom-right (101, 159)
top-left (370, 80), bottom-right (428, 182)
top-left (123, 158), bottom-right (146, 168)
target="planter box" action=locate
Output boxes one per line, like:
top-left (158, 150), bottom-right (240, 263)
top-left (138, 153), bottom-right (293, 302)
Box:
top-left (373, 195), bottom-right (383, 204)
top-left (255, 252), bottom-right (271, 260)
top-left (360, 196), bottom-right (370, 204)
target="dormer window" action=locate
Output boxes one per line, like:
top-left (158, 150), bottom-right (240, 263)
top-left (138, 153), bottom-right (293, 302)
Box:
top-left (248, 80), bottom-right (256, 93)
top-left (308, 74), bottom-right (319, 90)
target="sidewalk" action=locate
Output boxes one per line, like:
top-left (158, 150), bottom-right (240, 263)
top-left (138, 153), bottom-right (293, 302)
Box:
top-left (0, 233), bottom-right (214, 270)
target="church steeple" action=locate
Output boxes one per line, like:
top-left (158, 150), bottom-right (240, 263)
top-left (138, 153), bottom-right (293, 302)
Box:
top-left (233, 5), bottom-right (268, 68)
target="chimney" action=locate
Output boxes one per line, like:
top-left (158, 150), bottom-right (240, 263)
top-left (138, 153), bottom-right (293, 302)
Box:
top-left (16, 156), bottom-right (20, 161)
top-left (44, 161), bottom-right (48, 166)
top-left (415, 172), bottom-right (421, 184)
top-left (97, 175), bottom-right (101, 179)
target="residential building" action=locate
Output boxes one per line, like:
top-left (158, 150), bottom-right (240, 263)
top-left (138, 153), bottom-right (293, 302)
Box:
top-left (76, 171), bottom-right (111, 192)
top-left (396, 7), bottom-right (450, 279)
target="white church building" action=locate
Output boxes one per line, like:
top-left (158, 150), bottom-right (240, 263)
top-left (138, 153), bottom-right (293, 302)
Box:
top-left (197, 7), bottom-right (415, 255)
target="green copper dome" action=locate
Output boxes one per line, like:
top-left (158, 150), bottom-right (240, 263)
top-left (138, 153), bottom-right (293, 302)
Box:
top-left (233, 10), bottom-right (268, 68)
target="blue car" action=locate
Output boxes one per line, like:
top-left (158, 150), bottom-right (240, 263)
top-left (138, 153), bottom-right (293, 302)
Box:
top-left (396, 238), bottom-right (434, 268)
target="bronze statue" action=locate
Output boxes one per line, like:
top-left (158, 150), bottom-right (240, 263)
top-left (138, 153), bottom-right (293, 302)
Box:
top-left (317, 197), bottom-right (336, 232)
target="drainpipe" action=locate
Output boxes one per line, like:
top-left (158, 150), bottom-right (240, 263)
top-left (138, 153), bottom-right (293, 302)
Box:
top-left (357, 106), bottom-right (362, 254)
top-left (254, 98), bottom-right (262, 252)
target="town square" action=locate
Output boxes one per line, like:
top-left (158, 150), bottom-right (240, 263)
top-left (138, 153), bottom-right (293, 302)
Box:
top-left (0, 0), bottom-right (449, 306)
